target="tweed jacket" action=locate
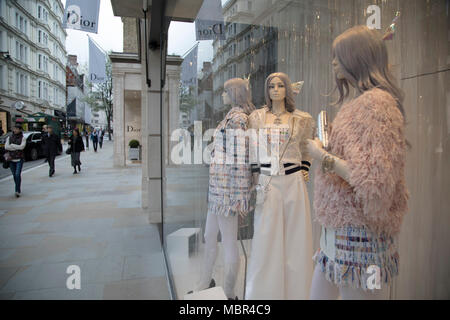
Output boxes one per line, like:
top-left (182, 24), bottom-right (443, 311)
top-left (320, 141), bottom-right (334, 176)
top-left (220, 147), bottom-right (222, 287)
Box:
top-left (208, 107), bottom-right (253, 217)
top-left (313, 88), bottom-right (409, 236)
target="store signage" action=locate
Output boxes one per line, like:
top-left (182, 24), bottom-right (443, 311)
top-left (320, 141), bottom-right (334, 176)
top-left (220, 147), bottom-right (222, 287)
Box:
top-left (196, 20), bottom-right (225, 40)
top-left (195, 0), bottom-right (225, 41)
top-left (127, 125), bottom-right (141, 133)
top-left (63, 0), bottom-right (100, 34)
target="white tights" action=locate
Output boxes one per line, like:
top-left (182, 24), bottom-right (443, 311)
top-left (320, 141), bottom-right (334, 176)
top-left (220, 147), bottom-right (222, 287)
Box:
top-left (196, 213), bottom-right (240, 299)
top-left (310, 266), bottom-right (390, 300)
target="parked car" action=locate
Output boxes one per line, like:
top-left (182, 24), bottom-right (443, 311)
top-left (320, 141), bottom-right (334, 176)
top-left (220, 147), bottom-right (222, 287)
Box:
top-left (0, 131), bottom-right (46, 162)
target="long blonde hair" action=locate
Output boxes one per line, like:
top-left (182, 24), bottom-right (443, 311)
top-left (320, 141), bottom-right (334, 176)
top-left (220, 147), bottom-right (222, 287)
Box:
top-left (332, 25), bottom-right (405, 119)
top-left (224, 78), bottom-right (255, 115)
top-left (264, 72), bottom-right (296, 113)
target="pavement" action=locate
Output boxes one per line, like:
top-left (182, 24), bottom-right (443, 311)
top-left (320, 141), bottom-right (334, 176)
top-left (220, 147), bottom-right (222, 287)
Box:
top-left (0, 141), bottom-right (170, 300)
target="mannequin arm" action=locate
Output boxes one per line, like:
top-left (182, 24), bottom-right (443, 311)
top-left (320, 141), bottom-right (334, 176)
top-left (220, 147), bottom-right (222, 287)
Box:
top-left (306, 138), bottom-right (351, 183)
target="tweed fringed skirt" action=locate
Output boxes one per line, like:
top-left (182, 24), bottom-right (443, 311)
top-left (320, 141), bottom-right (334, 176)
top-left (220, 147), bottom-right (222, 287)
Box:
top-left (313, 225), bottom-right (399, 291)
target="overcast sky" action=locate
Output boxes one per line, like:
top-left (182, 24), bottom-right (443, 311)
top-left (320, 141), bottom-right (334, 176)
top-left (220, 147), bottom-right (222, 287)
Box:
top-left (63, 0), bottom-right (226, 71)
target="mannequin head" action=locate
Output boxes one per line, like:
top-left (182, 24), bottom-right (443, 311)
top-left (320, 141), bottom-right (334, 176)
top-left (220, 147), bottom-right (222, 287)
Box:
top-left (223, 78), bottom-right (255, 115)
top-left (332, 25), bottom-right (404, 116)
top-left (264, 72), bottom-right (295, 113)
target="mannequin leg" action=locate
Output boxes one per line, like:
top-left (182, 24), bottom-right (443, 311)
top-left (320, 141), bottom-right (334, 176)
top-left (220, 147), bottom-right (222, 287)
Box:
top-left (217, 214), bottom-right (240, 299)
top-left (339, 285), bottom-right (390, 300)
top-left (309, 266), bottom-right (340, 300)
top-left (196, 213), bottom-right (219, 291)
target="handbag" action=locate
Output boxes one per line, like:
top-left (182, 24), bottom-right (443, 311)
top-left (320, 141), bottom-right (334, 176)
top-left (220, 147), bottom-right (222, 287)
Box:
top-left (3, 152), bottom-right (11, 169)
top-left (2, 160), bottom-right (9, 169)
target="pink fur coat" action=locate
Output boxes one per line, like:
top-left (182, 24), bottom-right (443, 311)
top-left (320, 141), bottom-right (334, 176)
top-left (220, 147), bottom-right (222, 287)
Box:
top-left (313, 88), bottom-right (409, 236)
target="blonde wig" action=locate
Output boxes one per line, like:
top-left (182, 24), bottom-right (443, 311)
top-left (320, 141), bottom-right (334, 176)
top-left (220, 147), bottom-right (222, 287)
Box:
top-left (224, 78), bottom-right (256, 115)
top-left (264, 72), bottom-right (296, 113)
top-left (332, 25), bottom-right (405, 118)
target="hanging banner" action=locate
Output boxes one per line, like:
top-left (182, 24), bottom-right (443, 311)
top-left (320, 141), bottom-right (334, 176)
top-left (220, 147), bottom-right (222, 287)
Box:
top-left (63, 0), bottom-right (100, 34)
top-left (181, 44), bottom-right (199, 88)
top-left (195, 0), bottom-right (225, 40)
top-left (88, 37), bottom-right (106, 83)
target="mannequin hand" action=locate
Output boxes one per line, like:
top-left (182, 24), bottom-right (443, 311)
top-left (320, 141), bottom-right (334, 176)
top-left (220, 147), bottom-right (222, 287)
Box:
top-left (301, 170), bottom-right (309, 182)
top-left (306, 138), bottom-right (326, 160)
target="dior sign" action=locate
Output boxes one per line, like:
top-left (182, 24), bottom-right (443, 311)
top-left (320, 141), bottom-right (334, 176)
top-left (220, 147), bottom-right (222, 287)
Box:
top-left (196, 20), bottom-right (225, 40)
top-left (63, 0), bottom-right (100, 34)
top-left (127, 125), bottom-right (141, 133)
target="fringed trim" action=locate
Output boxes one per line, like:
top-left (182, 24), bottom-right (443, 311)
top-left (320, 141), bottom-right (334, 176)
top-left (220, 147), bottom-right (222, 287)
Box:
top-left (208, 197), bottom-right (251, 217)
top-left (312, 250), bottom-right (399, 291)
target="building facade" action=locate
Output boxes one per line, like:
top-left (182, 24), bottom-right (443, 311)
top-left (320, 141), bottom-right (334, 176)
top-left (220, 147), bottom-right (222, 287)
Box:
top-left (0, 0), bottom-right (66, 133)
top-left (66, 54), bottom-right (91, 132)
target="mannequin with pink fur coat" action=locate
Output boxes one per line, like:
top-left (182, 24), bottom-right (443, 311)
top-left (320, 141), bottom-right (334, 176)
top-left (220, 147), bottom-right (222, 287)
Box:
top-left (306, 26), bottom-right (408, 300)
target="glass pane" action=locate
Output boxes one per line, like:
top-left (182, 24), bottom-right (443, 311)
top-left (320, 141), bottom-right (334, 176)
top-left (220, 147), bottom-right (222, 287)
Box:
top-left (162, 0), bottom-right (450, 300)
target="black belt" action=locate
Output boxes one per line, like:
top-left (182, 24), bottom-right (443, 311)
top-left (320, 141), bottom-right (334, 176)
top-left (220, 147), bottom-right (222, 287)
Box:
top-left (256, 163), bottom-right (306, 176)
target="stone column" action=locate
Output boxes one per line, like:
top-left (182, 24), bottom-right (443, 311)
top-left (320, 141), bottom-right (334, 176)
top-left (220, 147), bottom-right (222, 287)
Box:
top-left (140, 21), bottom-right (163, 224)
top-left (112, 69), bottom-right (125, 167)
top-left (164, 57), bottom-right (182, 166)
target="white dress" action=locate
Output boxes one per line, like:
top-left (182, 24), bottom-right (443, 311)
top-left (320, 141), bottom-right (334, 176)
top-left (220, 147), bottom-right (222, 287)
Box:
top-left (245, 107), bottom-right (314, 300)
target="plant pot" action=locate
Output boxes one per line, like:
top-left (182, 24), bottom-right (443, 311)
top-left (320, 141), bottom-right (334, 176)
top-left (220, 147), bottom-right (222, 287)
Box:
top-left (129, 147), bottom-right (140, 160)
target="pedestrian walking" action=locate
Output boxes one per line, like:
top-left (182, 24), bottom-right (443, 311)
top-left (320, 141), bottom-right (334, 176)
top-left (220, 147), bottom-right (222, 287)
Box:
top-left (4, 125), bottom-right (26, 197)
top-left (84, 129), bottom-right (90, 150)
top-left (91, 129), bottom-right (99, 152)
top-left (42, 125), bottom-right (62, 177)
top-left (68, 128), bottom-right (85, 174)
top-left (41, 125), bottom-right (48, 163)
top-left (99, 128), bottom-right (104, 149)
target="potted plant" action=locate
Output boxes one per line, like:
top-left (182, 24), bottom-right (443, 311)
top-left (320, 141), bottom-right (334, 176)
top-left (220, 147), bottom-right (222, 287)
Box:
top-left (128, 139), bottom-right (140, 160)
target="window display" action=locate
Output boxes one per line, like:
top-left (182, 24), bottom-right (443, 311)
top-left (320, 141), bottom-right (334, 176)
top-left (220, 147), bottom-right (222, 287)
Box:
top-left (162, 0), bottom-right (449, 300)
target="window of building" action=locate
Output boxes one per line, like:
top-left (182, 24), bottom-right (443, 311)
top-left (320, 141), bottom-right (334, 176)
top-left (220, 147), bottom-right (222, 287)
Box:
top-left (38, 80), bottom-right (42, 98)
top-left (0, 64), bottom-right (5, 90)
top-left (15, 71), bottom-right (28, 96)
top-left (37, 5), bottom-right (48, 22)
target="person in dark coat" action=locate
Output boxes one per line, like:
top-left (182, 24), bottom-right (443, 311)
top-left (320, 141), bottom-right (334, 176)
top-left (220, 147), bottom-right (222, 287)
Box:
top-left (99, 128), bottom-right (104, 149)
top-left (91, 129), bottom-right (99, 152)
top-left (42, 125), bottom-right (62, 177)
top-left (68, 128), bottom-right (85, 174)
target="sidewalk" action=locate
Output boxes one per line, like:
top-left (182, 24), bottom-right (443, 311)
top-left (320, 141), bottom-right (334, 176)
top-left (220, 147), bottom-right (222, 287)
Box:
top-left (0, 141), bottom-right (170, 299)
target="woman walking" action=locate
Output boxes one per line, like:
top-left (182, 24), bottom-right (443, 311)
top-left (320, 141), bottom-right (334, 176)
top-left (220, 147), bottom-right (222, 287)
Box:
top-left (5, 125), bottom-right (26, 197)
top-left (68, 128), bottom-right (85, 174)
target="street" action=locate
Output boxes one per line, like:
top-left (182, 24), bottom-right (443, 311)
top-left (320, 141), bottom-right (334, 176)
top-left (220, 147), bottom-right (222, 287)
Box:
top-left (0, 141), bottom-right (169, 299)
top-left (0, 149), bottom-right (68, 180)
